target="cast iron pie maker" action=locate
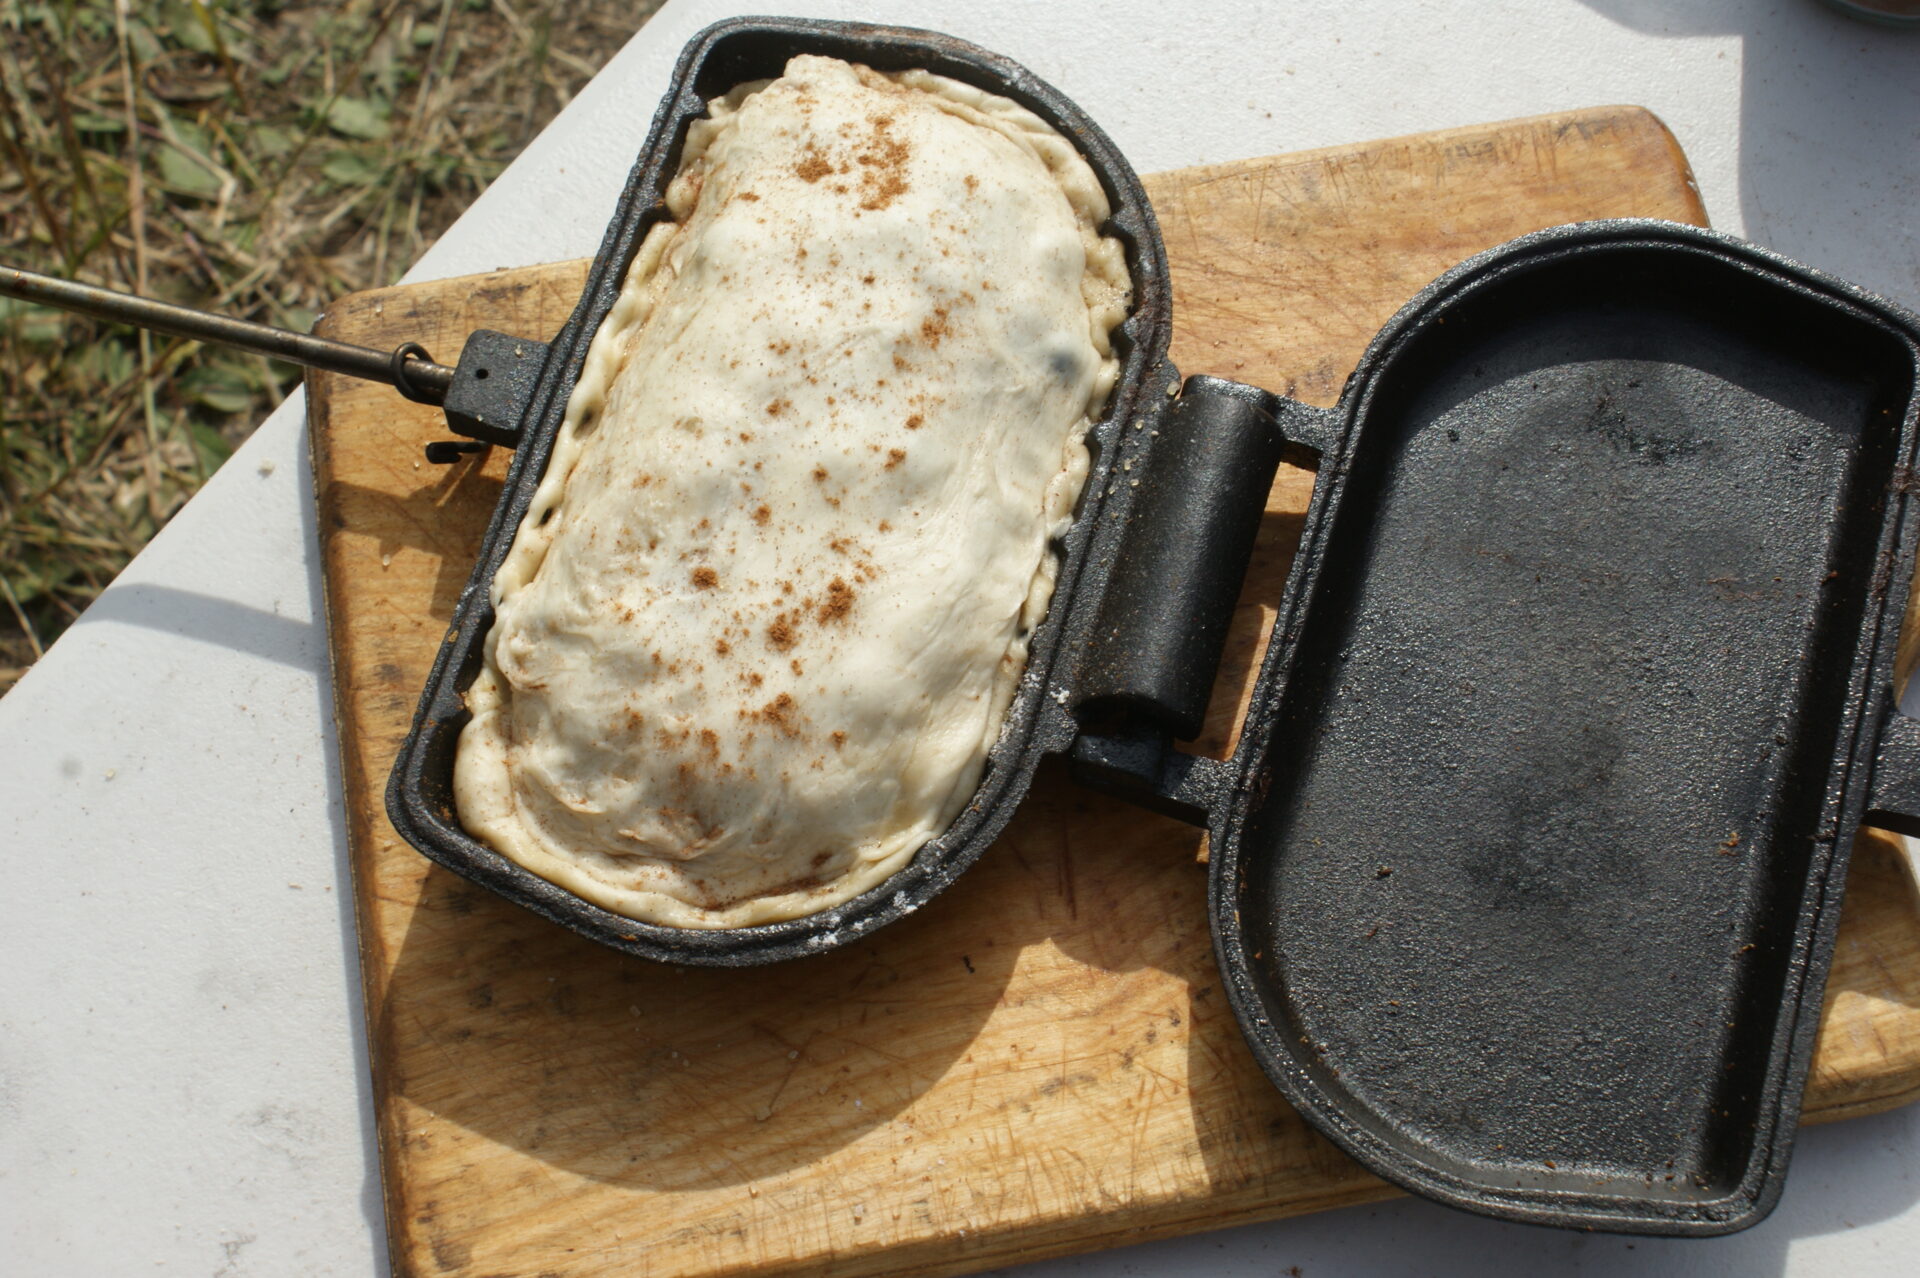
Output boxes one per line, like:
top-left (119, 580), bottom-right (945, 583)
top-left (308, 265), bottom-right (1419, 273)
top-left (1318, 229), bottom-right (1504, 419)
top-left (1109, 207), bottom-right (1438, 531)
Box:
top-left (8, 16), bottom-right (1920, 1240)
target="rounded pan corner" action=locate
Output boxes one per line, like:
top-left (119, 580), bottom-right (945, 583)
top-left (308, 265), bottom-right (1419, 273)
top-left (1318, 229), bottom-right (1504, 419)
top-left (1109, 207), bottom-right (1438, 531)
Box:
top-left (1209, 927), bottom-right (1791, 1237)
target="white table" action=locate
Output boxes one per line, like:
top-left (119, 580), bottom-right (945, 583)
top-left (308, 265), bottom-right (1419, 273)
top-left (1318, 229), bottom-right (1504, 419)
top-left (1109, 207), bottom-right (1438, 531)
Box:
top-left (5, 2), bottom-right (1918, 1274)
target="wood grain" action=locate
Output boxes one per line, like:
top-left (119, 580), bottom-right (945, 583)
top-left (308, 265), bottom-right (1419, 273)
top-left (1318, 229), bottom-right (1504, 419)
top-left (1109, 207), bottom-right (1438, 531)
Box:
top-left (309, 107), bottom-right (1920, 1278)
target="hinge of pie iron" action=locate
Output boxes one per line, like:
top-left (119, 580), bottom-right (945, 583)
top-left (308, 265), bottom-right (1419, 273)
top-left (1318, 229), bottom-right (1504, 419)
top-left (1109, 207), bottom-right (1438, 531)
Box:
top-left (1069, 374), bottom-right (1340, 825)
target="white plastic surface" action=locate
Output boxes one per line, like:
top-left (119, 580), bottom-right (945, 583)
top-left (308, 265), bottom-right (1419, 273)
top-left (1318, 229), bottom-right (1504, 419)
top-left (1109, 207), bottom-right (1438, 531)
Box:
top-left (2, 2), bottom-right (1916, 1275)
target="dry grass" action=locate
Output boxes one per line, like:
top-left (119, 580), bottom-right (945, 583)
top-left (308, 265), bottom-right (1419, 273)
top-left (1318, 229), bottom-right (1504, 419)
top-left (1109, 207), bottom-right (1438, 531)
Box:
top-left (0, 0), bottom-right (661, 691)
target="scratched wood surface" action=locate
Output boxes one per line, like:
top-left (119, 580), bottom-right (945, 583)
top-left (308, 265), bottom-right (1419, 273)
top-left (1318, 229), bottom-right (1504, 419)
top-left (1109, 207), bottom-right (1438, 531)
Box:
top-left (310, 107), bottom-right (1920, 1278)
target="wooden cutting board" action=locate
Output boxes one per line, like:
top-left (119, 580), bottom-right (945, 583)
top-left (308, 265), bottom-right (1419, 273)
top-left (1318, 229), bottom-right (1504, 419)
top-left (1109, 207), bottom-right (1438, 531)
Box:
top-left (309, 107), bottom-right (1920, 1278)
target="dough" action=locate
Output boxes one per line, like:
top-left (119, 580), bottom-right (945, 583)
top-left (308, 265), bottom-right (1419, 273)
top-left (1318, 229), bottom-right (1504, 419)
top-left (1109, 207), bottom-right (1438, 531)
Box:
top-left (454, 54), bottom-right (1129, 928)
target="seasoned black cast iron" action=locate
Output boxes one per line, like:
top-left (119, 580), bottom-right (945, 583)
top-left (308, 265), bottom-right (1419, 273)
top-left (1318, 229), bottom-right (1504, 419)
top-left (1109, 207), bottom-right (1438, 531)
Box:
top-left (1097, 225), bottom-right (1920, 1235)
top-left (383, 17), bottom-right (1180, 967)
top-left (379, 17), bottom-right (1920, 1238)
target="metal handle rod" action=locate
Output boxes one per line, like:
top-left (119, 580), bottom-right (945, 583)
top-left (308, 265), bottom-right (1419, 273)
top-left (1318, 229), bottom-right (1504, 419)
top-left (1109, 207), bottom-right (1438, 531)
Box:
top-left (0, 264), bottom-right (454, 404)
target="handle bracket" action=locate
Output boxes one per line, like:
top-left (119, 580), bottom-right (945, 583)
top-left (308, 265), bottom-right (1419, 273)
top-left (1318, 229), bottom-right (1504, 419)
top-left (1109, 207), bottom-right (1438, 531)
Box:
top-left (1867, 705), bottom-right (1920, 836)
top-left (433, 330), bottom-right (551, 452)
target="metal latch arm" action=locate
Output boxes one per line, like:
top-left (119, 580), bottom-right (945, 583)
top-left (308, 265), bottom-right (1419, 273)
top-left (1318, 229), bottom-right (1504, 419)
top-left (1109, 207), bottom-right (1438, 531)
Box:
top-left (0, 264), bottom-right (547, 457)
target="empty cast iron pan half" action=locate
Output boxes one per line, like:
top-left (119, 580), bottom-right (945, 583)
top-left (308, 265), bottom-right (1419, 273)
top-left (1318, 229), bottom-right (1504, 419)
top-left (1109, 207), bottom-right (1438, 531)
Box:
top-left (9, 15), bottom-right (1920, 1240)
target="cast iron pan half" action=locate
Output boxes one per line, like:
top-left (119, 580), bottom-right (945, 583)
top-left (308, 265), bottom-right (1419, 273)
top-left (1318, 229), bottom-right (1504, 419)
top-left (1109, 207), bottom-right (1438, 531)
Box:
top-left (384, 17), bottom-right (1177, 966)
top-left (1191, 222), bottom-right (1920, 1235)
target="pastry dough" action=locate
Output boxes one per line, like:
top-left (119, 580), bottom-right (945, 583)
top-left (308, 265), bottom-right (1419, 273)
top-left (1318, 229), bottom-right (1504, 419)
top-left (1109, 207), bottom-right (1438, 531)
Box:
top-left (454, 54), bottom-right (1128, 927)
